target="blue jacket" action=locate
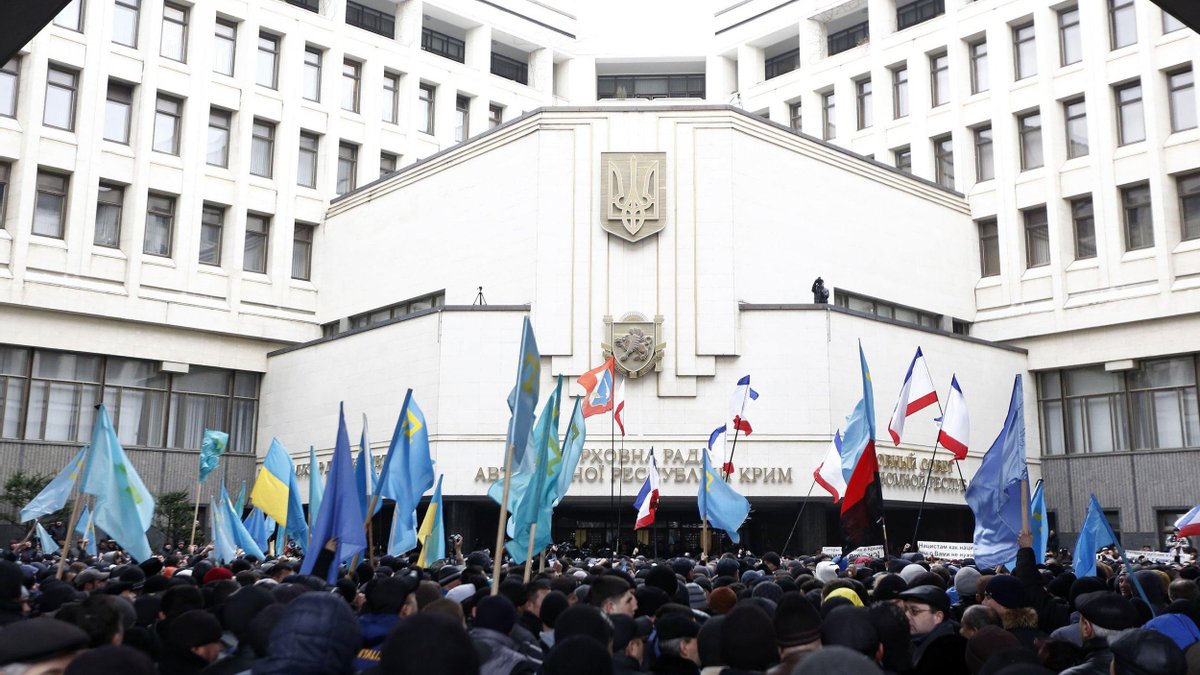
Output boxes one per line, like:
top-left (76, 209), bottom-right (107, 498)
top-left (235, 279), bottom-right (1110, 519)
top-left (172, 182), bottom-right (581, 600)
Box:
top-left (252, 594), bottom-right (361, 675)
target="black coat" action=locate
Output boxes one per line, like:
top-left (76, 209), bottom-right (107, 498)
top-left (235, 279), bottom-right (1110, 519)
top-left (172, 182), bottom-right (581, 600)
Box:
top-left (911, 620), bottom-right (967, 675)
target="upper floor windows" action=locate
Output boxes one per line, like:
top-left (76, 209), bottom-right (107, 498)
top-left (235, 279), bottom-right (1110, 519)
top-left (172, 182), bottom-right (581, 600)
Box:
top-left (257, 33), bottom-right (280, 89)
top-left (1109, 0), bottom-right (1137, 50)
top-left (346, 1), bottom-right (395, 39)
top-left (897, 0), bottom-right (944, 31)
top-left (1013, 21), bottom-right (1037, 80)
top-left (44, 65), bottom-right (79, 131)
top-left (422, 27), bottom-right (465, 63)
top-left (597, 75), bottom-right (705, 100)
top-left (213, 19), bottom-right (237, 76)
top-left (160, 2), bottom-right (189, 63)
top-left (1058, 7), bottom-right (1082, 66)
top-left (113, 0), bottom-right (140, 48)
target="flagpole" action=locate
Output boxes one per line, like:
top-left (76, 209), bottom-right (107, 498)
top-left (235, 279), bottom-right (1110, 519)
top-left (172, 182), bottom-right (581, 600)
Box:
top-left (616, 434), bottom-right (624, 549)
top-left (911, 382), bottom-right (951, 547)
top-left (538, 549), bottom-right (546, 574)
top-left (701, 517), bottom-right (709, 559)
top-left (1019, 479), bottom-right (1030, 534)
top-left (492, 439), bottom-right (516, 595)
top-left (188, 481), bottom-right (203, 551)
top-left (56, 468), bottom-right (87, 580)
top-left (781, 478), bottom-right (818, 557)
top-left (609, 404), bottom-right (615, 552)
top-left (523, 523), bottom-right (537, 582)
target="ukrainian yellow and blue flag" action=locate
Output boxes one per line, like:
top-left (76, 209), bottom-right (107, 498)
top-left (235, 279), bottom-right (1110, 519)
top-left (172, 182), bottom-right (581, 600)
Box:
top-left (250, 439), bottom-right (294, 527)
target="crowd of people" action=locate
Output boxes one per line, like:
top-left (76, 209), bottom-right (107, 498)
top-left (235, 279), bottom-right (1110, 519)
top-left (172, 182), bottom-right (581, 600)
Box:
top-left (1, 530), bottom-right (1198, 675)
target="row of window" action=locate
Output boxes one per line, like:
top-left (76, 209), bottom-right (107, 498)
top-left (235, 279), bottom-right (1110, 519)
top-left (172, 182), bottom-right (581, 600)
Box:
top-left (0, 345), bottom-right (259, 453)
top-left (1038, 355), bottom-right (1200, 455)
top-left (4, 161), bottom-right (315, 279)
top-left (976, 173), bottom-right (1200, 277)
top-left (833, 290), bottom-right (944, 330)
top-left (321, 291), bottom-right (447, 337)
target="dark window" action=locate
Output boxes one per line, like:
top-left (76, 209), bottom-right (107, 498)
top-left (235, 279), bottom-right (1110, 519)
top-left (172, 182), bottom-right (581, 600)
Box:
top-left (1115, 81), bottom-right (1145, 145)
top-left (897, 0), bottom-right (944, 31)
top-left (856, 78), bottom-right (872, 129)
top-left (0, 162), bottom-right (9, 231)
top-left (596, 74), bottom-right (705, 100)
top-left (337, 142), bottom-right (358, 194)
top-left (834, 290), bottom-right (942, 329)
top-left (422, 27), bottom-right (465, 63)
top-left (1071, 196), bottom-right (1096, 259)
top-left (974, 126), bottom-right (993, 182)
top-left (765, 49), bottom-right (799, 79)
top-left (894, 146), bottom-right (911, 173)
top-left (33, 170), bottom-right (69, 239)
top-left (1122, 182), bottom-right (1153, 250)
top-left (292, 222), bottom-right (315, 280)
top-left (199, 203), bottom-right (223, 266)
top-left (1024, 206), bottom-right (1050, 268)
top-left (1167, 68), bottom-right (1196, 132)
top-left (284, 0), bottom-right (320, 12)
top-left (821, 91), bottom-right (835, 139)
top-left (244, 213), bottom-right (269, 274)
top-left (979, 218), bottom-right (1000, 277)
top-left (94, 182), bottom-right (123, 248)
top-left (827, 22), bottom-right (869, 56)
top-left (892, 65), bottom-right (908, 118)
top-left (789, 101), bottom-right (801, 131)
top-left (491, 52), bottom-right (529, 85)
top-left (1064, 97), bottom-right (1088, 158)
top-left (1018, 110), bottom-right (1043, 170)
top-left (1180, 172), bottom-right (1200, 241)
top-left (143, 193), bottom-right (175, 257)
top-left (489, 103), bottom-right (503, 129)
top-left (346, 1), bottom-right (394, 38)
top-left (933, 134), bottom-right (954, 189)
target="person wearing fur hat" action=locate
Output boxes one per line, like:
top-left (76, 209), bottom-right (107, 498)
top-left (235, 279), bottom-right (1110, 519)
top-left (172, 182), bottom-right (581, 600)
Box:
top-left (981, 574), bottom-right (1047, 650)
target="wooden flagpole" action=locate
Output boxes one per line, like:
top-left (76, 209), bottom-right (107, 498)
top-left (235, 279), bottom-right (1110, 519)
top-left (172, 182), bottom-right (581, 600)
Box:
top-left (491, 439), bottom-right (516, 595)
top-left (56, 475), bottom-right (86, 580)
top-left (188, 481), bottom-right (203, 550)
top-left (523, 524), bottom-right (537, 582)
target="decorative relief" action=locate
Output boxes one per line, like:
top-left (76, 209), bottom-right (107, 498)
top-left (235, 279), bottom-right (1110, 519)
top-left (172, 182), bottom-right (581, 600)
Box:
top-left (600, 152), bottom-right (667, 243)
top-left (602, 312), bottom-right (666, 378)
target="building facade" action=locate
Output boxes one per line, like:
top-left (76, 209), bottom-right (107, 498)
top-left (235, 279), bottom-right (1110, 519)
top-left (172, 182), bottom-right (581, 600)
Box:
top-left (0, 0), bottom-right (1195, 551)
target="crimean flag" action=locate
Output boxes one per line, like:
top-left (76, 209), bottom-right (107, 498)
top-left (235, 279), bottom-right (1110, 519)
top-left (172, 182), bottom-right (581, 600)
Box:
top-left (553, 397), bottom-right (587, 507)
top-left (577, 357), bottom-right (615, 418)
top-left (814, 430), bottom-right (847, 502)
top-left (633, 449), bottom-right (660, 529)
top-left (1176, 503), bottom-right (1200, 538)
top-left (697, 448), bottom-right (750, 544)
top-left (198, 429), bottom-right (229, 483)
top-left (415, 474), bottom-right (445, 568)
top-left (840, 343), bottom-right (885, 555)
top-left (20, 447), bottom-right (86, 523)
top-left (377, 391), bottom-right (435, 556)
top-left (937, 376), bottom-right (970, 460)
top-left (887, 347), bottom-right (938, 445)
top-left (614, 377), bottom-right (627, 436)
top-left (729, 375), bottom-right (759, 434)
top-left (75, 506), bottom-right (97, 558)
top-left (308, 445), bottom-right (324, 531)
top-left (36, 521), bottom-right (59, 555)
top-left (1030, 479), bottom-right (1048, 564)
top-left (82, 404), bottom-right (154, 562)
top-left (1073, 494), bottom-right (1118, 579)
top-left (250, 439), bottom-right (295, 528)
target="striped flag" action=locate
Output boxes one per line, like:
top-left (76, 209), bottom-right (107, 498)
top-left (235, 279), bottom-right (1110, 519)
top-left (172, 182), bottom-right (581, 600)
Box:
top-left (814, 430), bottom-right (847, 502)
top-left (614, 377), bottom-right (627, 436)
top-left (888, 347), bottom-right (938, 445)
top-left (937, 376), bottom-right (970, 460)
top-left (633, 449), bottom-right (660, 529)
top-left (729, 375), bottom-right (759, 434)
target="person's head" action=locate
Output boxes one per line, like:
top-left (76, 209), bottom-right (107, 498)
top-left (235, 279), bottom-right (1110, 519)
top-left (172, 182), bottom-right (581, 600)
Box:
top-left (959, 604), bottom-right (1002, 639)
top-left (543, 635), bottom-right (613, 675)
top-left (73, 568), bottom-right (109, 593)
top-left (553, 604), bottom-right (613, 647)
top-left (1168, 579), bottom-right (1197, 603)
top-left (379, 611), bottom-right (480, 674)
top-left (364, 571), bottom-right (420, 617)
top-left (610, 614), bottom-right (651, 663)
top-left (166, 609), bottom-right (224, 664)
top-left (963, 625), bottom-right (1019, 675)
top-left (474, 594), bottom-right (518, 635)
top-left (981, 574), bottom-right (1030, 616)
top-left (775, 591), bottom-right (822, 652)
top-left (1075, 591), bottom-right (1138, 642)
top-left (72, 594), bottom-right (126, 647)
top-left (1109, 628), bottom-right (1187, 675)
top-left (720, 604), bottom-right (778, 671)
top-left (0, 617), bottom-right (89, 673)
top-left (655, 612), bottom-right (701, 665)
top-left (589, 575), bottom-right (636, 616)
top-left (897, 586), bottom-right (949, 637)
top-left (821, 606), bottom-right (880, 662)
top-left (524, 579), bottom-right (551, 616)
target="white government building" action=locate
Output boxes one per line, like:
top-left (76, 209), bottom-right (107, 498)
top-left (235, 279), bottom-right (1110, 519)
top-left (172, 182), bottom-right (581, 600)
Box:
top-left (0, 0), bottom-right (1196, 554)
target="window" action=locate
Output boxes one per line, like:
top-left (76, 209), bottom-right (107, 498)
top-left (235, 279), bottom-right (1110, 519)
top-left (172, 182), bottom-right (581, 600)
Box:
top-left (1064, 97), bottom-right (1088, 158)
top-left (897, 0), bottom-right (944, 31)
top-left (421, 27), bottom-right (465, 63)
top-left (968, 39), bottom-right (988, 94)
top-left (292, 222), bottom-right (315, 281)
top-left (492, 52), bottom-right (530, 85)
top-left (891, 65), bottom-right (908, 119)
top-left (788, 101), bottom-right (801, 131)
top-left (346, 1), bottom-right (395, 38)
top-left (342, 59), bottom-right (361, 113)
top-left (207, 109), bottom-right (231, 167)
top-left (160, 3), bottom-right (188, 62)
top-left (418, 84), bottom-right (435, 134)
top-left (455, 95), bottom-right (470, 142)
top-left (213, 18), bottom-right (236, 76)
top-left (827, 22), bottom-right (869, 56)
top-left (285, 0), bottom-right (319, 11)
top-left (978, 218), bottom-right (1000, 277)
top-left (596, 74), bottom-right (706, 100)
top-left (0, 346), bottom-right (28, 438)
top-left (44, 65), bottom-right (78, 131)
top-left (101, 356), bottom-right (167, 448)
top-left (94, 183), bottom-right (123, 248)
top-left (199, 203), bottom-right (223, 266)
top-left (1018, 110), bottom-right (1043, 170)
top-left (821, 91), bottom-right (835, 140)
top-left (855, 78), bottom-right (872, 130)
top-left (152, 94), bottom-right (182, 155)
top-left (244, 214), bottom-right (269, 274)
top-left (383, 72), bottom-right (400, 123)
top-left (25, 351), bottom-right (101, 442)
top-left (490, 103), bottom-right (504, 129)
top-left (1071, 196), bottom-right (1096, 259)
top-left (1163, 11), bottom-right (1185, 33)
top-left (1180, 172), bottom-right (1200, 241)
top-left (303, 47), bottom-right (322, 102)
top-left (33, 171), bottom-right (69, 238)
top-left (933, 134), bottom-right (954, 189)
top-left (1109, 0), bottom-right (1136, 50)
top-left (257, 33), bottom-right (279, 89)
top-left (143, 193), bottom-right (175, 256)
top-left (1167, 69), bottom-right (1196, 133)
top-left (0, 58), bottom-right (17, 118)
top-left (1122, 182), bottom-right (1154, 250)
top-left (1013, 22), bottom-right (1037, 80)
top-left (103, 81), bottom-right (133, 143)
top-left (1058, 7), bottom-right (1081, 66)
top-left (380, 152), bottom-right (398, 177)
top-left (0, 162), bottom-right (9, 231)
top-left (1024, 207), bottom-right (1050, 268)
top-left (930, 52), bottom-right (949, 106)
top-left (894, 146), bottom-right (912, 173)
top-left (250, 119), bottom-right (275, 178)
top-left (765, 49), bottom-right (799, 80)
top-left (54, 0), bottom-right (83, 31)
top-left (337, 142), bottom-right (358, 194)
top-left (344, 291), bottom-right (446, 331)
top-left (973, 125), bottom-right (993, 182)
top-left (1115, 81), bottom-right (1145, 145)
top-left (167, 366), bottom-right (259, 453)
top-left (298, 131), bottom-right (319, 189)
top-left (834, 290), bottom-right (941, 329)
top-left (113, 0), bottom-right (139, 47)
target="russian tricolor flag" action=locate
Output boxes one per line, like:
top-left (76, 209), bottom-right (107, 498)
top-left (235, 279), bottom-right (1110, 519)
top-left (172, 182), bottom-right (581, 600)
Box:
top-left (888, 348), bottom-right (939, 445)
top-left (633, 449), bottom-right (660, 529)
top-left (937, 376), bottom-right (970, 460)
top-left (814, 430), bottom-right (847, 502)
top-left (729, 375), bottom-right (759, 434)
top-left (1176, 503), bottom-right (1200, 538)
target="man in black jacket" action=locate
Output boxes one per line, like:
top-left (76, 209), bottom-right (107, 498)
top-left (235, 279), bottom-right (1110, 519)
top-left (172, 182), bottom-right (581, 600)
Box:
top-left (1060, 591), bottom-right (1139, 675)
top-left (898, 585), bottom-right (967, 675)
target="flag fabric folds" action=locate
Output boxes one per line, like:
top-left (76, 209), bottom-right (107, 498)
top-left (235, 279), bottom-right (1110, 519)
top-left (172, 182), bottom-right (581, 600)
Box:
top-left (301, 403), bottom-right (367, 583)
top-left (222, 483), bottom-right (266, 561)
top-left (840, 344), bottom-right (885, 555)
top-left (1030, 479), bottom-right (1049, 564)
top-left (729, 375), bottom-right (759, 434)
top-left (937, 376), bottom-right (970, 460)
top-left (378, 392), bottom-right (435, 556)
top-left (1176, 503), bottom-right (1200, 538)
top-left (633, 449), bottom-right (660, 529)
top-left (250, 439), bottom-right (295, 528)
top-left (233, 481), bottom-right (247, 515)
top-left (614, 378), bottom-right (627, 436)
top-left (308, 446), bottom-right (324, 531)
top-left (36, 521), bottom-right (59, 555)
top-left (243, 506), bottom-right (271, 553)
top-left (964, 375), bottom-right (1029, 570)
top-left (504, 318), bottom-right (542, 469)
top-left (888, 348), bottom-right (938, 445)
top-left (708, 425), bottom-right (729, 474)
top-left (1073, 494), bottom-right (1118, 579)
top-left (20, 447), bottom-right (87, 523)
top-left (82, 404), bottom-right (154, 562)
top-left (697, 448), bottom-right (750, 544)
top-left (578, 357), bottom-right (615, 418)
top-left (814, 431), bottom-right (847, 503)
top-left (356, 422), bottom-right (381, 518)
top-left (210, 496), bottom-right (237, 564)
top-left (415, 475), bottom-right (445, 568)
top-left (198, 429), bottom-right (229, 484)
top-left (553, 398), bottom-right (587, 507)
top-left (75, 506), bottom-right (97, 558)
top-left (503, 376), bottom-right (563, 563)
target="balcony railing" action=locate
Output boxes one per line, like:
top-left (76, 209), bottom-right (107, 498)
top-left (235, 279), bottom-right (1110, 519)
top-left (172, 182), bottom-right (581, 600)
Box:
top-left (491, 52), bottom-right (529, 85)
top-left (597, 74), bottom-right (706, 100)
top-left (422, 27), bottom-right (466, 63)
top-left (828, 21), bottom-right (869, 56)
top-left (897, 0), bottom-right (945, 30)
top-left (346, 1), bottom-right (395, 39)
top-left (765, 48), bottom-right (800, 80)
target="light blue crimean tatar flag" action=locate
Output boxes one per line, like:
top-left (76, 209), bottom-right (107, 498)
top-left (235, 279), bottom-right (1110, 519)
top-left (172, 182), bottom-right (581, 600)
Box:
top-left (1030, 479), bottom-right (1049, 564)
top-left (301, 403), bottom-right (367, 583)
top-left (198, 429), bottom-right (229, 483)
top-left (553, 397), bottom-right (587, 507)
top-left (964, 375), bottom-right (1029, 570)
top-left (308, 446), bottom-right (324, 532)
top-left (243, 507), bottom-right (270, 552)
top-left (503, 376), bottom-right (563, 563)
top-left (697, 447), bottom-right (751, 544)
top-left (210, 496), bottom-right (237, 564)
top-left (356, 415), bottom-right (382, 518)
top-left (379, 391), bottom-right (435, 556)
top-left (36, 521), bottom-right (60, 555)
top-left (506, 317), bottom-right (541, 474)
top-left (221, 483), bottom-right (265, 560)
top-left (20, 447), bottom-right (87, 523)
top-left (1073, 494), bottom-right (1119, 579)
top-left (75, 505), bottom-right (98, 558)
top-left (82, 404), bottom-right (154, 562)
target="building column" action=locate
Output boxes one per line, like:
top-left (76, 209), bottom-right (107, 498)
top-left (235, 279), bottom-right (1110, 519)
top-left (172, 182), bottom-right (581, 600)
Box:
top-left (736, 43), bottom-right (764, 93)
top-left (465, 24), bottom-right (492, 74)
top-left (529, 47), bottom-right (554, 97)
